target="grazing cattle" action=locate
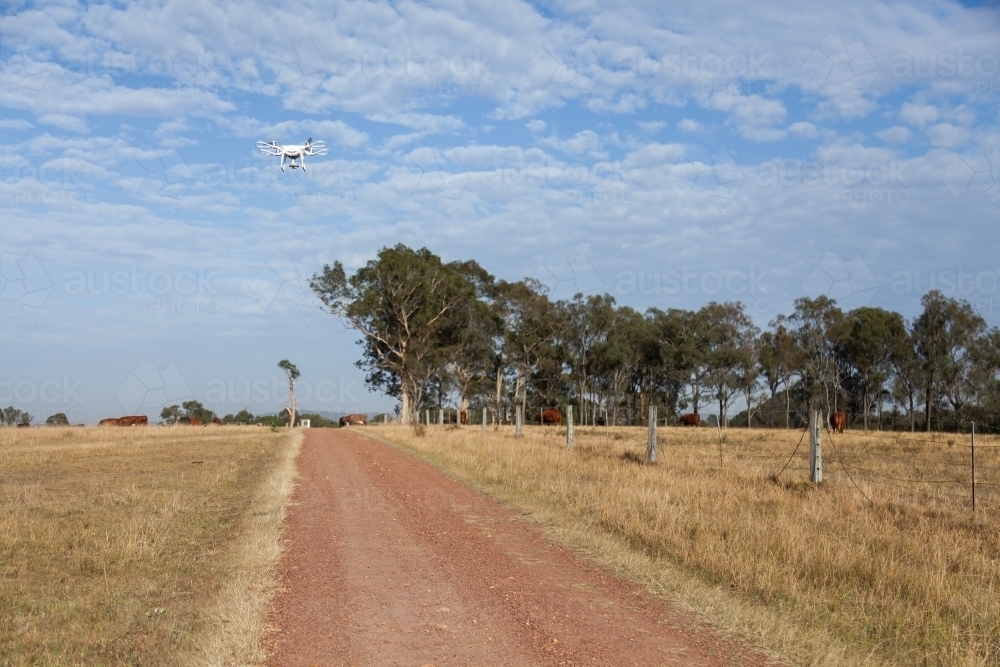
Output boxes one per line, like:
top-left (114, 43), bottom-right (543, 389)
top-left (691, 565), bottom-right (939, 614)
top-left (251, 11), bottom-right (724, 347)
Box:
top-left (119, 415), bottom-right (148, 426)
top-left (16, 423), bottom-right (30, 428)
top-left (460, 410), bottom-right (468, 425)
top-left (190, 417), bottom-right (203, 426)
top-left (540, 409), bottom-right (563, 425)
top-left (99, 418), bottom-right (122, 426)
top-left (680, 412), bottom-right (701, 427)
top-left (830, 411), bottom-right (847, 434)
top-left (339, 413), bottom-right (368, 427)
top-left (210, 416), bottom-right (222, 425)
top-left (178, 416), bottom-right (191, 425)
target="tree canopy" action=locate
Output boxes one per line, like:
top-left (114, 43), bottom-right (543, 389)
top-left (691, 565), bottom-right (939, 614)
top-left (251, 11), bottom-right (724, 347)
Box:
top-left (311, 245), bottom-right (1000, 432)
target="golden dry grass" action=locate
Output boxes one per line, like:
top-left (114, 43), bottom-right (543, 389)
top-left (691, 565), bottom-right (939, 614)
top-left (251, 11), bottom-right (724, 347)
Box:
top-left (376, 423), bottom-right (1000, 667)
top-left (0, 425), bottom-right (299, 667)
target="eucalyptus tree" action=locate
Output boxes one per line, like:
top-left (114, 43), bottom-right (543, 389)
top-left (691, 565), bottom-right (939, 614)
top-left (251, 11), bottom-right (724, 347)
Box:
top-left (787, 296), bottom-right (843, 419)
top-left (440, 259), bottom-right (499, 424)
top-left (759, 320), bottom-right (799, 428)
top-left (278, 359), bottom-right (300, 428)
top-left (968, 328), bottom-right (1000, 426)
top-left (560, 293), bottom-right (617, 425)
top-left (494, 278), bottom-right (557, 422)
top-left (648, 307), bottom-right (707, 417)
top-left (912, 291), bottom-right (986, 430)
top-left (592, 306), bottom-right (648, 424)
top-left (832, 307), bottom-right (906, 431)
top-left (700, 302), bottom-right (758, 429)
top-left (890, 325), bottom-right (922, 432)
top-left (310, 245), bottom-right (473, 424)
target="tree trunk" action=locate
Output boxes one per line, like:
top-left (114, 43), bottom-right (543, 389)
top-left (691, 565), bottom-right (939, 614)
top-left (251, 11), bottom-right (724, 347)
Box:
top-left (400, 384), bottom-right (412, 425)
top-left (785, 386), bottom-right (790, 429)
top-left (863, 386), bottom-right (870, 432)
top-left (925, 384), bottom-right (932, 432)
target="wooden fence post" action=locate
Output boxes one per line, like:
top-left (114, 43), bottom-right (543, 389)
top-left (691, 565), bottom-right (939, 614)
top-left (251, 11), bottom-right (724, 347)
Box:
top-left (482, 407), bottom-right (487, 431)
top-left (647, 405), bottom-right (658, 463)
top-left (438, 409), bottom-right (444, 426)
top-left (566, 405), bottom-right (574, 447)
top-left (971, 421), bottom-right (977, 512)
top-left (515, 406), bottom-right (523, 438)
top-left (809, 409), bottom-right (823, 484)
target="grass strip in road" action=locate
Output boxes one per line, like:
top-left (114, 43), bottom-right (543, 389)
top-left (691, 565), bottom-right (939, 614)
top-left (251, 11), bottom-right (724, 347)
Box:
top-left (375, 424), bottom-right (1000, 667)
top-left (0, 425), bottom-right (300, 667)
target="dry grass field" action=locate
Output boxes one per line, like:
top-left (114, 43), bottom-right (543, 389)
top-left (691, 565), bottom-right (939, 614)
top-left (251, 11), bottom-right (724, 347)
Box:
top-left (0, 425), bottom-right (300, 667)
top-left (376, 423), bottom-right (1000, 667)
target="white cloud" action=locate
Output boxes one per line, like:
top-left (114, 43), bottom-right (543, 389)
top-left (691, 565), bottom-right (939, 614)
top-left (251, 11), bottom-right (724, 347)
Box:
top-left (900, 102), bottom-right (939, 126)
top-left (637, 121), bottom-right (664, 133)
top-left (677, 118), bottom-right (702, 133)
top-left (526, 119), bottom-right (546, 133)
top-left (367, 113), bottom-right (466, 134)
top-left (877, 126), bottom-right (911, 143)
top-left (926, 123), bottom-right (969, 148)
top-left (706, 91), bottom-right (787, 141)
top-left (224, 117), bottom-right (369, 148)
top-left (788, 121), bottom-right (818, 138)
top-left (539, 130), bottom-right (603, 155)
top-left (0, 119), bottom-right (34, 129)
top-left (38, 114), bottom-right (88, 133)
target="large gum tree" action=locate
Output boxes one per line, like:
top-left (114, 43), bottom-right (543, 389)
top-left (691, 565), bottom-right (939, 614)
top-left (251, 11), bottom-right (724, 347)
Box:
top-left (310, 245), bottom-right (472, 424)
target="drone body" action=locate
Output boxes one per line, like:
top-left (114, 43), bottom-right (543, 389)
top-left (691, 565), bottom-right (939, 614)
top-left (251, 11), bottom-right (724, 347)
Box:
top-left (256, 138), bottom-right (329, 171)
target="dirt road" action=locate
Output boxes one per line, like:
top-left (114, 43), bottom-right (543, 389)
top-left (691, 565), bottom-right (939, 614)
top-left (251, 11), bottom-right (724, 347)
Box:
top-left (266, 429), bottom-right (775, 666)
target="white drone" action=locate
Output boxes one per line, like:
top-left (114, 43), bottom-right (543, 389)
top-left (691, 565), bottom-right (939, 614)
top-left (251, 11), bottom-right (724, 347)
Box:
top-left (256, 137), bottom-right (329, 171)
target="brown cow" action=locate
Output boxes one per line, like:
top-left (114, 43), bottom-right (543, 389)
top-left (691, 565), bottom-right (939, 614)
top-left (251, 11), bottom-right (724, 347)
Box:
top-left (339, 413), bottom-right (368, 427)
top-left (16, 423), bottom-right (30, 428)
top-left (119, 415), bottom-right (148, 426)
top-left (460, 410), bottom-right (468, 425)
top-left (210, 416), bottom-right (222, 425)
top-left (680, 412), bottom-right (701, 427)
top-left (830, 411), bottom-right (847, 434)
top-left (98, 418), bottom-right (122, 426)
top-left (540, 409), bottom-right (563, 425)
top-left (190, 417), bottom-right (203, 426)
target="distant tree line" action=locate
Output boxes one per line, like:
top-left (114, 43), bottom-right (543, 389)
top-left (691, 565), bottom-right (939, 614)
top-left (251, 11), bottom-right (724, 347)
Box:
top-left (159, 401), bottom-right (338, 427)
top-left (1, 407), bottom-right (33, 426)
top-left (311, 244), bottom-right (1000, 432)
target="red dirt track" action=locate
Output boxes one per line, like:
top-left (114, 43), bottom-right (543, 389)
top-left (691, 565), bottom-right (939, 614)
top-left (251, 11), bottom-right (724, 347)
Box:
top-left (266, 428), bottom-right (776, 666)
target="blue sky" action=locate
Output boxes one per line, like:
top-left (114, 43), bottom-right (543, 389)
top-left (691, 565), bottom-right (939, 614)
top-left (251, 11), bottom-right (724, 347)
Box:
top-left (0, 0), bottom-right (998, 423)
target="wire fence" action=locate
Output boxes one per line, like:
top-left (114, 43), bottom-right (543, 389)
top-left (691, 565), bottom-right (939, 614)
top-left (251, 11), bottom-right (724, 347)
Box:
top-left (577, 418), bottom-right (1000, 513)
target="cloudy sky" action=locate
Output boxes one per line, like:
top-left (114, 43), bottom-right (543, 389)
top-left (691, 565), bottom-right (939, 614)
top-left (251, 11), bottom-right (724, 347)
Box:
top-left (1, 0), bottom-right (998, 423)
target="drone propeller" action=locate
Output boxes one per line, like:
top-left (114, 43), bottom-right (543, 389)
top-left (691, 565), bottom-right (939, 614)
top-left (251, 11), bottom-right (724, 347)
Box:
top-left (304, 139), bottom-right (329, 156)
top-left (256, 140), bottom-right (282, 156)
